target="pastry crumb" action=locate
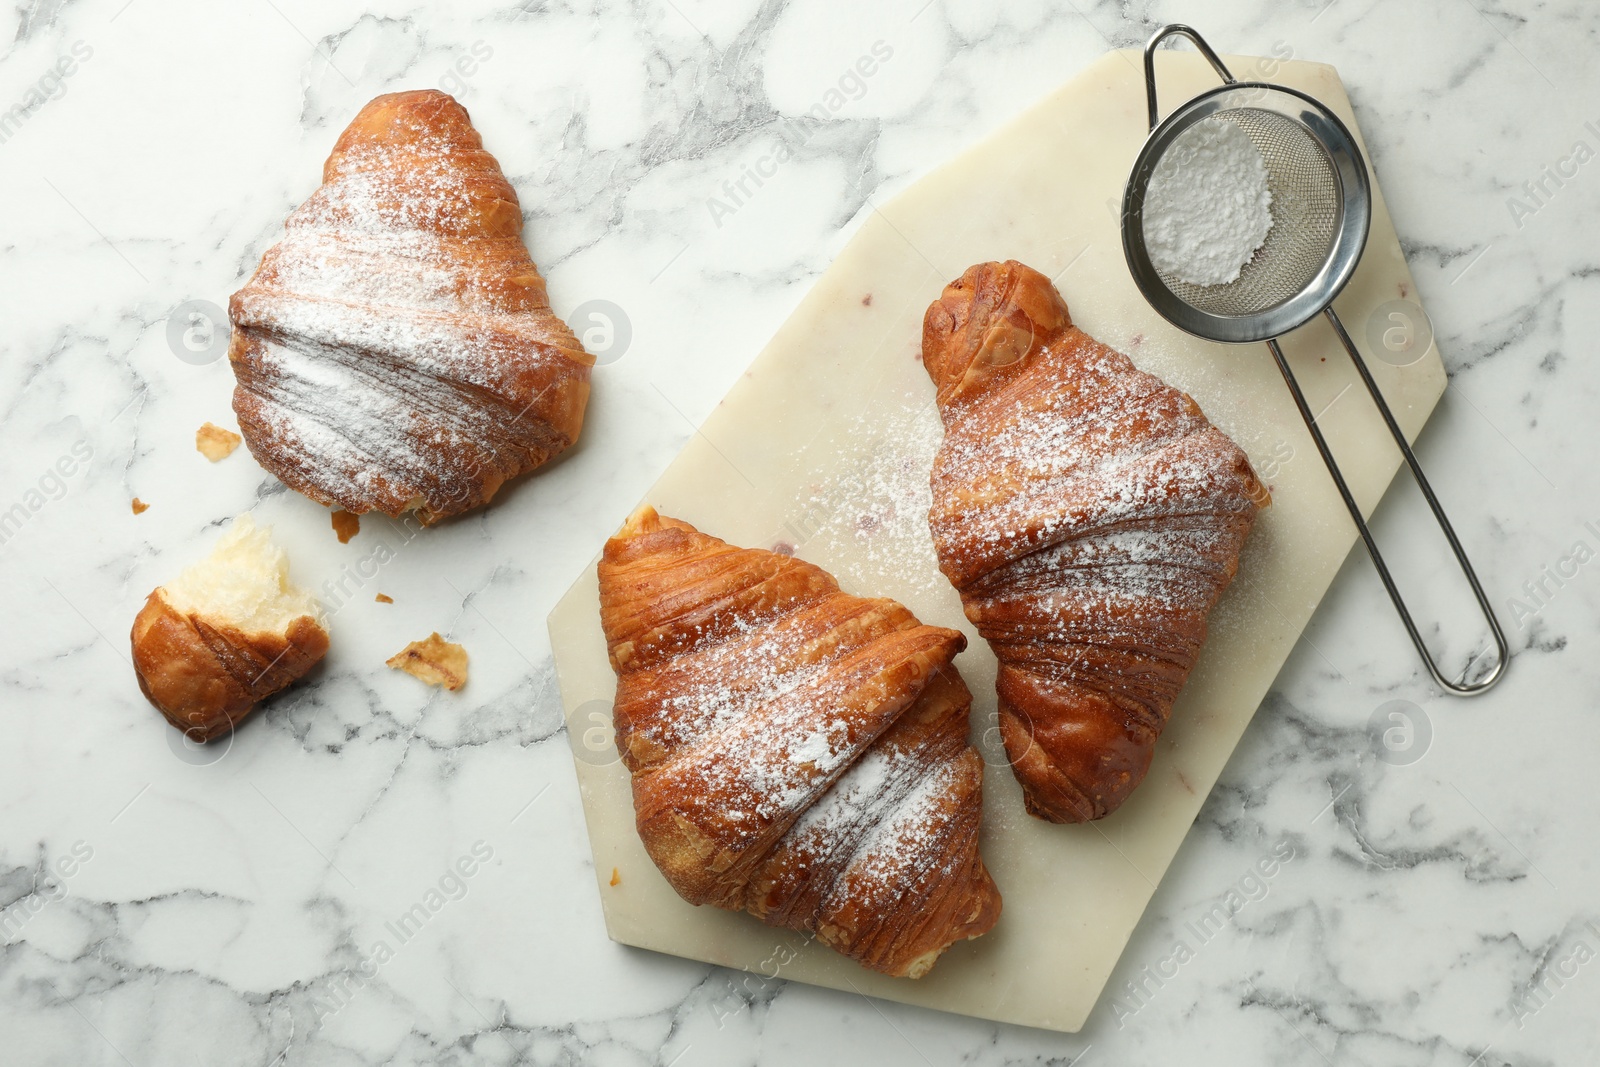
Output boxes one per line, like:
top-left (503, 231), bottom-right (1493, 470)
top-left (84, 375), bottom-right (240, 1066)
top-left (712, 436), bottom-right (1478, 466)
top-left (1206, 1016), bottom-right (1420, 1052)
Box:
top-left (196, 422), bottom-right (242, 461)
top-left (332, 509), bottom-right (360, 544)
top-left (131, 498), bottom-right (149, 514)
top-left (375, 593), bottom-right (393, 604)
top-left (610, 867), bottom-right (621, 887)
top-left (386, 633), bottom-right (467, 691)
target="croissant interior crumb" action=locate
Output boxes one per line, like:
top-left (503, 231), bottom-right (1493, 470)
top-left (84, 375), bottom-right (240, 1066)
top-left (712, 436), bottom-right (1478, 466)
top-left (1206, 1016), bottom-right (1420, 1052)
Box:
top-left (196, 422), bottom-right (242, 462)
top-left (387, 633), bottom-right (468, 690)
top-left (161, 514), bottom-right (323, 636)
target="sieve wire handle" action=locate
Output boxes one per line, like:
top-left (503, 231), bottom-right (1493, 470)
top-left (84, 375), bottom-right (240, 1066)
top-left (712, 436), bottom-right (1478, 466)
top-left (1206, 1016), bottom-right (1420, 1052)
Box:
top-left (1265, 311), bottom-right (1509, 696)
top-left (1143, 24), bottom-right (1236, 132)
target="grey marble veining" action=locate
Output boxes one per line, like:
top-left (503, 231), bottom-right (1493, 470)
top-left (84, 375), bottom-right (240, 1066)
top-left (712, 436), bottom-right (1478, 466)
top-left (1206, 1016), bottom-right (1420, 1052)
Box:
top-left (1, 0), bottom-right (1597, 1064)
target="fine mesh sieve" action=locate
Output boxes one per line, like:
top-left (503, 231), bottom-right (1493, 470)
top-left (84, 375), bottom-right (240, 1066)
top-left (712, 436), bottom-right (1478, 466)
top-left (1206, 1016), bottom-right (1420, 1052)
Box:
top-left (1121, 41), bottom-right (1373, 344)
top-left (1119, 25), bottom-right (1507, 696)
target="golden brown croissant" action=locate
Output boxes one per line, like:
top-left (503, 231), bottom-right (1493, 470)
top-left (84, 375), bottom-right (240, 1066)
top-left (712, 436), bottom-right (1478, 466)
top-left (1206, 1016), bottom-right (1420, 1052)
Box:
top-left (598, 506), bottom-right (1001, 978)
top-left (922, 261), bottom-right (1266, 823)
top-left (229, 90), bottom-right (593, 525)
top-left (130, 515), bottom-right (328, 741)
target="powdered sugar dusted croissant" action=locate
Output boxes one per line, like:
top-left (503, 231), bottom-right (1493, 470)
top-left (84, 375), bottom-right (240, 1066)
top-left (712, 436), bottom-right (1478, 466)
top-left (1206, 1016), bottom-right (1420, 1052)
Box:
top-left (923, 261), bottom-right (1265, 823)
top-left (598, 506), bottom-right (1001, 978)
top-left (229, 90), bottom-right (592, 525)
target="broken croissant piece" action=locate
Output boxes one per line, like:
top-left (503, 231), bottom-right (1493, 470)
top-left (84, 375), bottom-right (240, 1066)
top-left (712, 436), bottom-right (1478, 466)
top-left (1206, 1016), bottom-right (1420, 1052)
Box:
top-left (196, 422), bottom-right (241, 461)
top-left (598, 505), bottom-right (1001, 978)
top-left (228, 89), bottom-right (593, 525)
top-left (386, 633), bottom-right (468, 691)
top-left (923, 261), bottom-right (1266, 823)
top-left (131, 514), bottom-right (328, 741)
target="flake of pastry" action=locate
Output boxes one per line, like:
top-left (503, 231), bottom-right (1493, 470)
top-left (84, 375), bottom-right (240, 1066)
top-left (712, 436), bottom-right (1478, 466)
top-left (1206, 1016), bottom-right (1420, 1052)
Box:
top-left (195, 422), bottom-right (242, 461)
top-left (387, 632), bottom-right (468, 690)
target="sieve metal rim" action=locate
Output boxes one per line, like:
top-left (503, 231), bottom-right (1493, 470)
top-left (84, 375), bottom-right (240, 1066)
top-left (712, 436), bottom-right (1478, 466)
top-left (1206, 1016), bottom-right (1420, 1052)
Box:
top-left (1121, 82), bottom-right (1373, 345)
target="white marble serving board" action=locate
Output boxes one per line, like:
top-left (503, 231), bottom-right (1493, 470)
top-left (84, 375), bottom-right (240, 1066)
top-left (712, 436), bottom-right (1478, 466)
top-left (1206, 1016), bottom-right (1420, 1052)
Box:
top-left (548, 49), bottom-right (1445, 1034)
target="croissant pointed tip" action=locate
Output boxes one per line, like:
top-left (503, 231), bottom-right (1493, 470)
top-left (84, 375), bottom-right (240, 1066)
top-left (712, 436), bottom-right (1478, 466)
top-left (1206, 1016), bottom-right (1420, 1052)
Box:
top-left (350, 88), bottom-right (469, 126)
top-left (617, 504), bottom-right (662, 538)
top-left (923, 260), bottom-right (1073, 407)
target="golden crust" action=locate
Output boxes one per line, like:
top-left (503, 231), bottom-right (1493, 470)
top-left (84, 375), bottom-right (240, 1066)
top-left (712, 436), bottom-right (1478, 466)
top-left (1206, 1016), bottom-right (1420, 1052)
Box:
top-left (598, 505), bottom-right (1001, 978)
top-left (228, 89), bottom-right (593, 526)
top-left (130, 591), bottom-right (329, 741)
top-left (923, 261), bottom-right (1265, 823)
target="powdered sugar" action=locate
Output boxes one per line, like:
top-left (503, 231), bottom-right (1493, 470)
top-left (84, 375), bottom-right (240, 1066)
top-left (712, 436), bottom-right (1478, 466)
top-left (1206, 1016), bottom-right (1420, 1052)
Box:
top-left (1141, 117), bottom-right (1274, 287)
top-left (790, 391), bottom-right (947, 599)
top-left (787, 735), bottom-right (960, 895)
top-left (834, 758), bottom-right (959, 886)
top-left (932, 341), bottom-right (1254, 594)
top-left (643, 615), bottom-right (930, 827)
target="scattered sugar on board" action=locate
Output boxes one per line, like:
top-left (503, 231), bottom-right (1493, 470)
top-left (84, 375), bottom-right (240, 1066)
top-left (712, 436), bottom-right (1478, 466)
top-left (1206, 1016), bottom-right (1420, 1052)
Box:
top-left (1141, 117), bottom-right (1274, 287)
top-left (796, 396), bottom-right (947, 599)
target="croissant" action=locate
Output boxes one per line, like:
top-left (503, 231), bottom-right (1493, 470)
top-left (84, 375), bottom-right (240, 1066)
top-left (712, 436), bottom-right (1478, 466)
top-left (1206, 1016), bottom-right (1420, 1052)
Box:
top-left (229, 90), bottom-right (592, 525)
top-left (922, 261), bottom-right (1266, 823)
top-left (598, 506), bottom-right (1001, 978)
top-left (131, 514), bottom-right (328, 741)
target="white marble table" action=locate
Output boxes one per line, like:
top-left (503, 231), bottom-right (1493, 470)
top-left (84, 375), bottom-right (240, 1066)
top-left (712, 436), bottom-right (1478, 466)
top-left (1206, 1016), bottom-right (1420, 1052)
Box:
top-left (1, 1), bottom-right (1595, 1064)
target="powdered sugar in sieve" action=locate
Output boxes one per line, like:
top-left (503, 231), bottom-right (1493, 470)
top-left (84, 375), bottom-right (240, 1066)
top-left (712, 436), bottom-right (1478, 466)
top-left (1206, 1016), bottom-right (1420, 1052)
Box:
top-left (1140, 116), bottom-right (1273, 287)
